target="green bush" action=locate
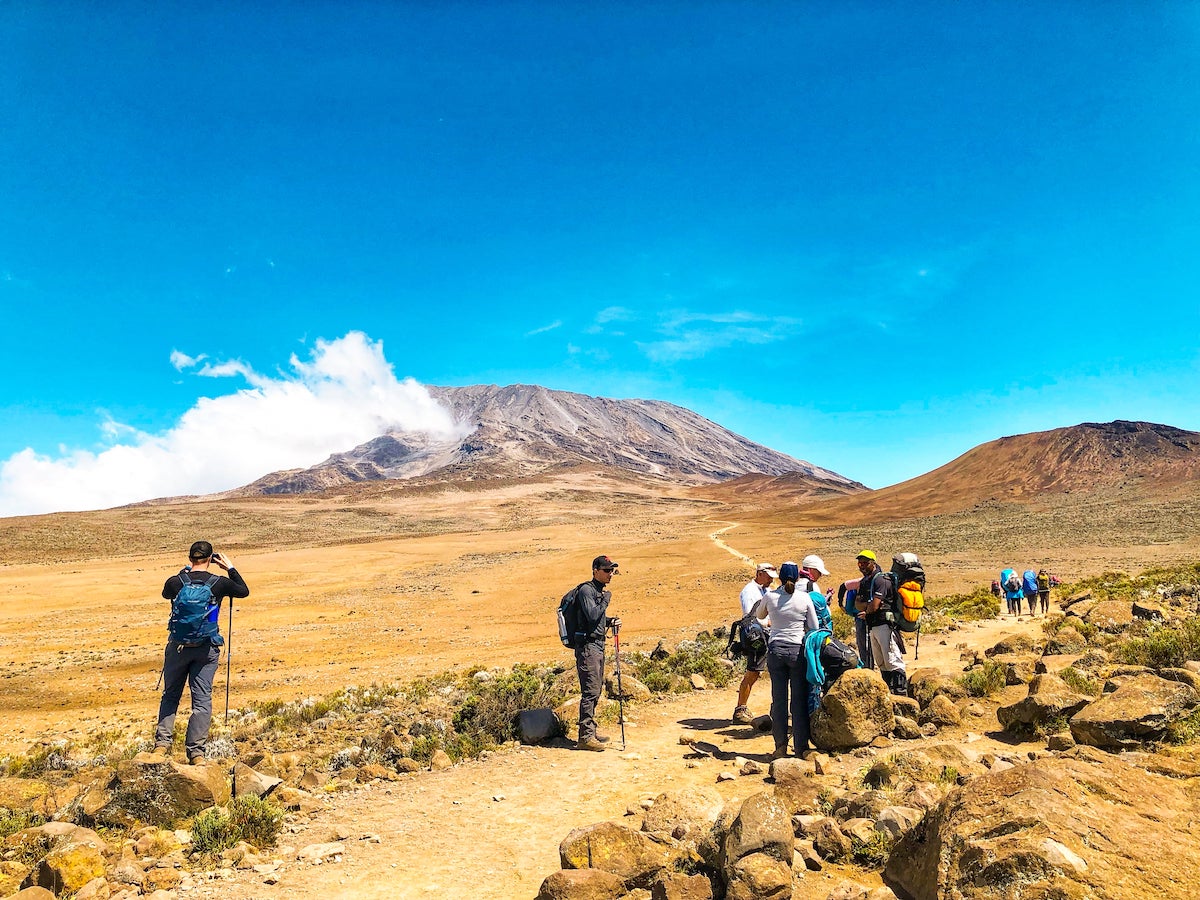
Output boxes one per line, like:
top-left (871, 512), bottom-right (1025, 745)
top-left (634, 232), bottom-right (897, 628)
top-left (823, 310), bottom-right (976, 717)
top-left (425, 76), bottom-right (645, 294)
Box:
top-left (1165, 707), bottom-right (1200, 745)
top-left (627, 633), bottom-right (735, 692)
top-left (851, 830), bottom-right (893, 868)
top-left (452, 665), bottom-right (565, 745)
top-left (1059, 666), bottom-right (1102, 697)
top-left (957, 660), bottom-right (1007, 698)
top-left (1112, 618), bottom-right (1200, 669)
top-left (191, 795), bottom-right (285, 855)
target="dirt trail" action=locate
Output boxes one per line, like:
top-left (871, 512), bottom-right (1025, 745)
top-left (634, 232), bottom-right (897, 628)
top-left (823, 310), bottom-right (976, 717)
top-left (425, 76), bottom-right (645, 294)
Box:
top-left (200, 611), bottom-right (1043, 900)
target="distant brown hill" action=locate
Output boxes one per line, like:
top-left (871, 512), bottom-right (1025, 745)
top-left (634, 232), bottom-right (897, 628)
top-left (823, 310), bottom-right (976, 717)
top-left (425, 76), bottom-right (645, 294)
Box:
top-left (236, 384), bottom-right (858, 495)
top-left (716, 420), bottom-right (1200, 525)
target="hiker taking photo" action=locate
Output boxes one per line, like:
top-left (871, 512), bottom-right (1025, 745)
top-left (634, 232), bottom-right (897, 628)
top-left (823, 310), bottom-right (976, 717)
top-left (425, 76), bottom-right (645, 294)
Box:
top-left (153, 540), bottom-right (249, 764)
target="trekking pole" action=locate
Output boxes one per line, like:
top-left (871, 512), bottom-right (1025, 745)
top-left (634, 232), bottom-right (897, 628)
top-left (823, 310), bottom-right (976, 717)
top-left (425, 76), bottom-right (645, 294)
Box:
top-left (224, 600), bottom-right (233, 724)
top-left (612, 622), bottom-right (627, 750)
top-left (914, 621), bottom-right (921, 661)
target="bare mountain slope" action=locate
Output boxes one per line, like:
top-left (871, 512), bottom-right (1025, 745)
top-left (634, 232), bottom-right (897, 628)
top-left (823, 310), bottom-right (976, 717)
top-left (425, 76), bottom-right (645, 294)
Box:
top-left (240, 384), bottom-right (861, 494)
top-left (734, 420), bottom-right (1200, 525)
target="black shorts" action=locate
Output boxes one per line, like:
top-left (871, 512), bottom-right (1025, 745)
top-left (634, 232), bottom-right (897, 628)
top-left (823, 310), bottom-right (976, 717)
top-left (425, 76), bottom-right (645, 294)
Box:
top-left (745, 646), bottom-right (768, 672)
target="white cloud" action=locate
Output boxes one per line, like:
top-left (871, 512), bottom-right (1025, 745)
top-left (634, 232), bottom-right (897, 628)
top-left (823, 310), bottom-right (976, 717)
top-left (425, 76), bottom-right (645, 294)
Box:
top-left (635, 310), bottom-right (795, 362)
top-left (170, 350), bottom-right (206, 370)
top-left (525, 320), bottom-right (562, 337)
top-left (0, 332), bottom-right (465, 517)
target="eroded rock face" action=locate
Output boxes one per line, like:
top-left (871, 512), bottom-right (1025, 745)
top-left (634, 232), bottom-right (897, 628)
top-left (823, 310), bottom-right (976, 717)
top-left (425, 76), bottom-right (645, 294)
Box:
top-left (1069, 673), bottom-right (1200, 750)
top-left (997, 674), bottom-right (1092, 733)
top-left (884, 753), bottom-right (1200, 900)
top-left (811, 669), bottom-right (894, 750)
top-left (720, 791), bottom-right (793, 883)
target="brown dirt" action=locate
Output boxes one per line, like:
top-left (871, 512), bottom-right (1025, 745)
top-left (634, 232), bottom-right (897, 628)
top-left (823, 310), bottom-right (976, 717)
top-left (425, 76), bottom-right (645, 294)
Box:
top-left (193, 613), bottom-right (1042, 900)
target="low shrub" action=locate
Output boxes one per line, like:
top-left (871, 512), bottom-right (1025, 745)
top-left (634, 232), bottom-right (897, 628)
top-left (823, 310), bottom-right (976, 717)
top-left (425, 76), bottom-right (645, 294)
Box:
top-left (1112, 618), bottom-right (1200, 669)
top-left (851, 830), bottom-right (893, 868)
top-left (1059, 666), bottom-right (1102, 697)
top-left (626, 632), bottom-right (735, 692)
top-left (1165, 707), bottom-right (1200, 745)
top-left (957, 660), bottom-right (1007, 698)
top-left (191, 795), bottom-right (285, 855)
top-left (0, 807), bottom-right (45, 841)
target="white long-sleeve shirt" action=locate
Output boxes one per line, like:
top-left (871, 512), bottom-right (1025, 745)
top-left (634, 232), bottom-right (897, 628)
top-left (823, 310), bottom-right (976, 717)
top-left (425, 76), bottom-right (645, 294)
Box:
top-left (754, 585), bottom-right (818, 647)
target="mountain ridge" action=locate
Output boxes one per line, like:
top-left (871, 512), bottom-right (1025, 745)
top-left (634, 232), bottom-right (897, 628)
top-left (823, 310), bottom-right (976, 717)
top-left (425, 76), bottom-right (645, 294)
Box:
top-left (234, 383), bottom-right (862, 496)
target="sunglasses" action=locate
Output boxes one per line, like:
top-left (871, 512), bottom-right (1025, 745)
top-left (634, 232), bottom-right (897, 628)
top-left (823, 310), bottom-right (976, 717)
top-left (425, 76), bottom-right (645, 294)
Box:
top-left (599, 566), bottom-right (617, 573)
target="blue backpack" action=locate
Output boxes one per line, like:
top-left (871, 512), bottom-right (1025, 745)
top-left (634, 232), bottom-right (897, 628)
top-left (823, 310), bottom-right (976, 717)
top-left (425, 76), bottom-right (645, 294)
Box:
top-left (168, 570), bottom-right (222, 645)
top-left (810, 590), bottom-right (832, 631)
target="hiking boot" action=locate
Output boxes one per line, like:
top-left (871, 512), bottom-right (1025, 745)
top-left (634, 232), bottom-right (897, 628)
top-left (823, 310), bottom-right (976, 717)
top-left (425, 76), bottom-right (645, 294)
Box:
top-left (576, 738), bottom-right (607, 752)
top-left (594, 733), bottom-right (612, 743)
top-left (187, 754), bottom-right (206, 765)
top-left (769, 745), bottom-right (789, 761)
top-left (150, 745), bottom-right (170, 759)
top-left (732, 705), bottom-right (754, 724)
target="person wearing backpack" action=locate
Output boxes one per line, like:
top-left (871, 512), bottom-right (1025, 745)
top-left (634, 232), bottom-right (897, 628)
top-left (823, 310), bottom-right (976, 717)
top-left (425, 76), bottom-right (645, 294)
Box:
top-left (1037, 569), bottom-right (1052, 615)
top-left (1022, 569), bottom-right (1039, 616)
top-left (1000, 568), bottom-right (1023, 617)
top-left (751, 561), bottom-right (819, 760)
top-left (732, 562), bottom-right (777, 725)
top-left (153, 540), bottom-right (249, 764)
top-left (572, 555), bottom-right (621, 751)
top-left (856, 550), bottom-right (907, 696)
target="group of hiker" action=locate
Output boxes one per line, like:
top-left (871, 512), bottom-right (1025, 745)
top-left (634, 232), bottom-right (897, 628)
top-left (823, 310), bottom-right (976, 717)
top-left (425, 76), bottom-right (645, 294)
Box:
top-left (992, 567), bottom-right (1056, 616)
top-left (727, 549), bottom-right (925, 760)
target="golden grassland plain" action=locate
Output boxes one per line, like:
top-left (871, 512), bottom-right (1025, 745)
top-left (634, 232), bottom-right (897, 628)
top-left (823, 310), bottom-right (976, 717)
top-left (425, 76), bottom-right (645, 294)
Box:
top-left (2, 469), bottom-right (1199, 754)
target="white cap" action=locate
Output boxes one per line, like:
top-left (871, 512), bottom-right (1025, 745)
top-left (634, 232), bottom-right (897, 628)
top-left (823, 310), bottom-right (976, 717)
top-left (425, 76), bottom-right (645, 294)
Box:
top-left (801, 554), bottom-right (830, 576)
top-left (756, 563), bottom-right (779, 578)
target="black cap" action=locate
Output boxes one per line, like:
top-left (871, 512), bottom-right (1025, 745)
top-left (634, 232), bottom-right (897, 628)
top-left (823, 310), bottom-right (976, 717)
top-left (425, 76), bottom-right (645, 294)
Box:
top-left (189, 540), bottom-right (214, 561)
top-left (592, 555), bottom-right (618, 570)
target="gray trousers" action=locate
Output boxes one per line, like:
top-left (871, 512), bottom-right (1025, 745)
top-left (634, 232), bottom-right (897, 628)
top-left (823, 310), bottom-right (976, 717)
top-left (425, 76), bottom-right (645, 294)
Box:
top-left (575, 640), bottom-right (606, 742)
top-left (156, 641), bottom-right (221, 757)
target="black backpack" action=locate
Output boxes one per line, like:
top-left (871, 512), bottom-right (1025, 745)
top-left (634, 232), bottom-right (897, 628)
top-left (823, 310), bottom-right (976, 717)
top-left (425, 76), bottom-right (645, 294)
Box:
top-left (819, 637), bottom-right (860, 687)
top-left (726, 611), bottom-right (767, 658)
top-left (168, 570), bottom-right (222, 645)
top-left (557, 583), bottom-right (588, 649)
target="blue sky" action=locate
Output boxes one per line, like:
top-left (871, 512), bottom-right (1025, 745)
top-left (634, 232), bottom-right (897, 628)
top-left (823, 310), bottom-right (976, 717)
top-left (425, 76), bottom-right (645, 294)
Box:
top-left (2, 3), bottom-right (1198, 516)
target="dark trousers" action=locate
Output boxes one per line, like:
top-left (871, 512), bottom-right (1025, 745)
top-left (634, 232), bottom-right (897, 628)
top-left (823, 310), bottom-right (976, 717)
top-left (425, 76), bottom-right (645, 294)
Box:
top-left (767, 641), bottom-right (811, 755)
top-left (156, 641), bottom-right (221, 757)
top-left (575, 639), bottom-right (605, 742)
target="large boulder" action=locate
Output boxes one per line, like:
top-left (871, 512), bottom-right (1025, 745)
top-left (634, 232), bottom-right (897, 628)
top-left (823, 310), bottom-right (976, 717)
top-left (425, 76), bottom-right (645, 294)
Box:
top-left (649, 870), bottom-right (714, 899)
top-left (606, 673), bottom-right (652, 702)
top-left (1045, 625), bottom-right (1088, 655)
top-left (720, 791), bottom-right (793, 883)
top-left (1084, 600), bottom-right (1135, 633)
top-left (725, 852), bottom-right (791, 900)
top-left (1069, 672), bottom-right (1200, 750)
top-left (22, 840), bottom-right (106, 896)
top-left (997, 674), bottom-right (1093, 733)
top-left (84, 758), bottom-right (230, 827)
top-left (559, 822), bottom-right (687, 889)
top-left (885, 753), bottom-right (1200, 900)
top-left (536, 867), bottom-right (625, 900)
top-left (517, 709), bottom-right (561, 744)
top-left (811, 669), bottom-right (894, 750)
top-left (231, 762), bottom-right (282, 799)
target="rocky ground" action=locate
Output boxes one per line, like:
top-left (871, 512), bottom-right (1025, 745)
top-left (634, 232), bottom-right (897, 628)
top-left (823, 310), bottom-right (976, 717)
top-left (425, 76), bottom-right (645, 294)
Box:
top-left (54, 614), bottom-right (1041, 900)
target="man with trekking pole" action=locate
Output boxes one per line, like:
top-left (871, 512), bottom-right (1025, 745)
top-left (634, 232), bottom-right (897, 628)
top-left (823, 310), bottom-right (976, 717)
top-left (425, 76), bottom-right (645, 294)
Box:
top-left (574, 555), bottom-right (621, 752)
top-left (152, 541), bottom-right (249, 764)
